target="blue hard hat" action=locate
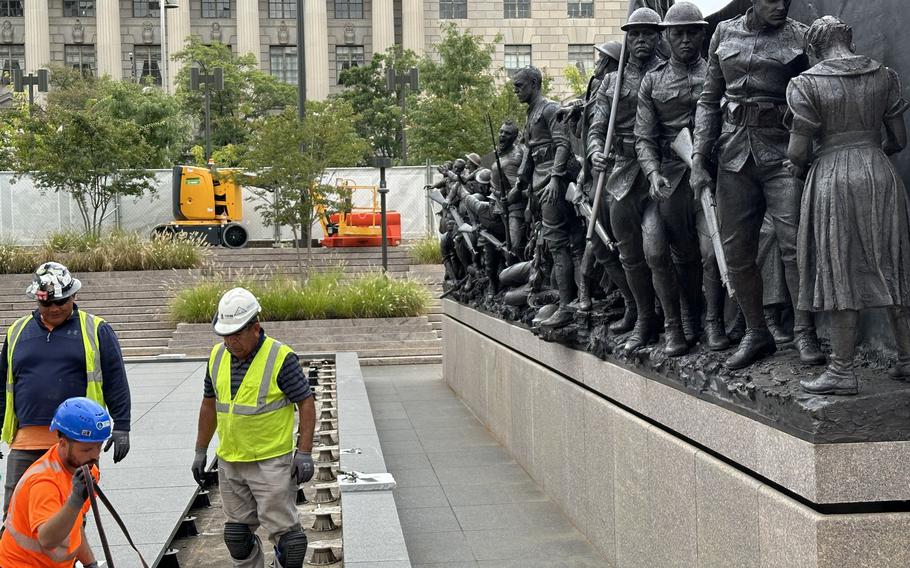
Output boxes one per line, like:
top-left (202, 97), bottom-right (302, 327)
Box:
top-left (50, 397), bottom-right (112, 443)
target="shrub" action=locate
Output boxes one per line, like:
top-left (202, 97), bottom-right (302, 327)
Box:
top-left (0, 231), bottom-right (208, 274)
top-left (410, 235), bottom-right (443, 265)
top-left (170, 272), bottom-right (431, 323)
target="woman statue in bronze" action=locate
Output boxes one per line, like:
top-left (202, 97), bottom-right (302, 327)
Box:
top-left (786, 16), bottom-right (910, 395)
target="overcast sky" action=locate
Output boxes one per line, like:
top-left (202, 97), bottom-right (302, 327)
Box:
top-left (692, 0), bottom-right (735, 15)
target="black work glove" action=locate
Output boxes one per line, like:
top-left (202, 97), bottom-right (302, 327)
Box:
top-left (67, 467), bottom-right (92, 509)
top-left (103, 430), bottom-right (130, 463)
top-left (292, 451), bottom-right (314, 484)
top-left (191, 448), bottom-right (207, 485)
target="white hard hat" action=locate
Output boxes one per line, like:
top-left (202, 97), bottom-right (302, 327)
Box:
top-left (213, 287), bottom-right (261, 336)
top-left (26, 261), bottom-right (81, 301)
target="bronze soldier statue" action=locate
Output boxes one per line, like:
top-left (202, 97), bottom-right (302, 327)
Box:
top-left (691, 0), bottom-right (825, 369)
top-left (589, 7), bottom-right (663, 354)
top-left (462, 168), bottom-right (510, 295)
top-left (513, 66), bottom-right (582, 329)
top-left (569, 42), bottom-right (638, 335)
top-left (491, 122), bottom-right (528, 260)
top-left (634, 2), bottom-right (709, 356)
top-left (786, 16), bottom-right (910, 395)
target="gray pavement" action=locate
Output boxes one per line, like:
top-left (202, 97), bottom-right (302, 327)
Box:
top-left (363, 364), bottom-right (605, 568)
top-left (85, 360), bottom-right (206, 567)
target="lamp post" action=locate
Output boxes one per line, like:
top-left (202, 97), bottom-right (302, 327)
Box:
top-left (13, 69), bottom-right (48, 116)
top-left (160, 0), bottom-right (179, 92)
top-left (385, 67), bottom-right (418, 162)
top-left (372, 156), bottom-right (393, 271)
top-left (296, 0), bottom-right (306, 119)
top-left (190, 65), bottom-right (224, 164)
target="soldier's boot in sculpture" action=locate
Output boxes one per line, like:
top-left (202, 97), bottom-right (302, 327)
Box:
top-left (623, 264), bottom-right (660, 355)
top-left (726, 275), bottom-right (777, 370)
top-left (540, 247), bottom-right (577, 329)
top-left (764, 306), bottom-right (794, 344)
top-left (728, 308), bottom-right (747, 344)
top-left (887, 307), bottom-right (910, 380)
top-left (605, 262), bottom-right (637, 334)
top-left (703, 275), bottom-right (730, 351)
top-left (801, 310), bottom-right (858, 395)
top-left (652, 269), bottom-right (688, 357)
top-left (677, 262), bottom-right (704, 345)
top-left (794, 313), bottom-right (826, 365)
top-left (576, 246), bottom-right (596, 313)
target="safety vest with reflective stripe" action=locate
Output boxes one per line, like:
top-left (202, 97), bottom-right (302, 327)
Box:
top-left (209, 337), bottom-right (295, 463)
top-left (1, 311), bottom-right (107, 444)
top-left (0, 445), bottom-right (97, 567)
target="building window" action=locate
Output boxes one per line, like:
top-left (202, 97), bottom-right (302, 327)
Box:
top-left (335, 45), bottom-right (364, 84)
top-left (0, 1), bottom-right (22, 17)
top-left (64, 1), bottom-right (95, 17)
top-left (567, 0), bottom-right (593, 18)
top-left (65, 45), bottom-right (95, 76)
top-left (0, 44), bottom-right (23, 84)
top-left (133, 1), bottom-right (159, 18)
top-left (568, 44), bottom-right (593, 74)
top-left (504, 45), bottom-right (531, 77)
top-left (134, 45), bottom-right (161, 85)
top-left (438, 0), bottom-right (466, 19)
top-left (201, 0), bottom-right (230, 18)
top-left (269, 45), bottom-right (297, 85)
top-left (334, 0), bottom-right (363, 19)
top-left (503, 0), bottom-right (529, 18)
top-left (268, 0), bottom-right (296, 18)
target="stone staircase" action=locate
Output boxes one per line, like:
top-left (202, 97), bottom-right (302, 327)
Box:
top-left (0, 245), bottom-right (445, 363)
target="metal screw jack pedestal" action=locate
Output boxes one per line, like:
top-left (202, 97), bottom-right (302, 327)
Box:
top-left (308, 546), bottom-right (339, 565)
top-left (192, 489), bottom-right (211, 509)
top-left (316, 466), bottom-right (337, 482)
top-left (158, 549), bottom-right (181, 568)
top-left (313, 487), bottom-right (337, 504)
top-left (311, 513), bottom-right (338, 532)
top-left (175, 516), bottom-right (199, 539)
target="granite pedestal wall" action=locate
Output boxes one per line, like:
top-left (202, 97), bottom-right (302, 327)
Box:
top-left (442, 300), bottom-right (910, 568)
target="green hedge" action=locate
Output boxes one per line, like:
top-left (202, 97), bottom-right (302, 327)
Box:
top-left (409, 235), bottom-right (443, 265)
top-left (0, 231), bottom-right (207, 274)
top-left (170, 272), bottom-right (431, 323)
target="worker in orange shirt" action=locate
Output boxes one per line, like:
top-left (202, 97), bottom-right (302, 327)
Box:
top-left (0, 397), bottom-right (109, 568)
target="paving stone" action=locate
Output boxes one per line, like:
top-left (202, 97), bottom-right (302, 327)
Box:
top-left (398, 506), bottom-right (462, 534)
top-left (433, 463), bottom-right (533, 487)
top-left (404, 531), bottom-right (476, 564)
top-left (391, 467), bottom-right (441, 488)
top-left (441, 480), bottom-right (549, 507)
top-left (452, 502), bottom-right (568, 531)
top-left (394, 485), bottom-right (451, 509)
top-left (342, 491), bottom-right (410, 563)
top-left (424, 446), bottom-right (515, 468)
top-left (384, 452), bottom-right (433, 470)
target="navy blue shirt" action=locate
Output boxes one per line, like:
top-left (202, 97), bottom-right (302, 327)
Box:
top-left (203, 330), bottom-right (313, 403)
top-left (0, 306), bottom-right (132, 431)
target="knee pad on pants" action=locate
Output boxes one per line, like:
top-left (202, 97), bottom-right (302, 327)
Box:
top-left (224, 522), bottom-right (258, 560)
top-left (275, 527), bottom-right (308, 568)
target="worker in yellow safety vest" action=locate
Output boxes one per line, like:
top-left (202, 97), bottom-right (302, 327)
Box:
top-left (192, 287), bottom-right (316, 568)
top-left (0, 262), bottom-right (131, 519)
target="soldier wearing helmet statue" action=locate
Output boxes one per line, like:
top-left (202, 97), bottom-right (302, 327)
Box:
top-left (193, 287), bottom-right (316, 568)
top-left (588, 7), bottom-right (664, 355)
top-left (634, 1), bottom-right (713, 357)
top-left (462, 168), bottom-right (510, 295)
top-left (0, 262), bottom-right (132, 520)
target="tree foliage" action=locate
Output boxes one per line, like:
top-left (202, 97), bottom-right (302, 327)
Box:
top-left (407, 24), bottom-right (528, 163)
top-left (172, 38), bottom-right (297, 154)
top-left (334, 45), bottom-right (419, 162)
top-left (8, 103), bottom-right (156, 236)
top-left (237, 102), bottom-right (368, 273)
top-left (564, 65), bottom-right (593, 98)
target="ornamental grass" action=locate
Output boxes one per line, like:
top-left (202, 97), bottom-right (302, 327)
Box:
top-left (169, 271), bottom-right (431, 323)
top-left (0, 230), bottom-right (208, 274)
top-left (409, 235), bottom-right (443, 265)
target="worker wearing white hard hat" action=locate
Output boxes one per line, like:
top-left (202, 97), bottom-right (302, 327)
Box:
top-left (193, 287), bottom-right (317, 568)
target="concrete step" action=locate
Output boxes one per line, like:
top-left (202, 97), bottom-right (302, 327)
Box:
top-left (118, 337), bottom-right (172, 347)
top-left (168, 338), bottom-right (442, 351)
top-left (174, 317), bottom-right (432, 331)
top-left (115, 329), bottom-right (176, 340)
top-left (169, 330), bottom-right (439, 344)
top-left (360, 355), bottom-right (442, 366)
top-left (121, 346), bottom-right (169, 358)
top-left (167, 345), bottom-right (441, 358)
top-left (0, 298), bottom-right (172, 311)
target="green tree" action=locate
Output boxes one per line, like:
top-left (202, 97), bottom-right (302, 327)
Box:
top-left (335, 45), bottom-right (419, 162)
top-left (172, 38), bottom-right (296, 156)
top-left (43, 64), bottom-right (189, 167)
top-left (407, 24), bottom-right (527, 162)
top-left (564, 65), bottom-right (593, 98)
top-left (9, 103), bottom-right (156, 236)
top-left (238, 102), bottom-right (368, 274)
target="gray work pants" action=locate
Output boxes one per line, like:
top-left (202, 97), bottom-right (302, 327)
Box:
top-left (3, 449), bottom-right (46, 519)
top-left (219, 453), bottom-right (300, 568)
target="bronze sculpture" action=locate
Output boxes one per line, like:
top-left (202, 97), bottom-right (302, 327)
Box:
top-left (691, 0), bottom-right (825, 369)
top-left (634, 2), bottom-right (708, 356)
top-left (512, 66), bottom-right (582, 329)
top-left (786, 16), bottom-right (910, 395)
top-left (589, 7), bottom-right (663, 355)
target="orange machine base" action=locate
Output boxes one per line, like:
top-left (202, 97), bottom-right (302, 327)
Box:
top-left (321, 236), bottom-right (400, 247)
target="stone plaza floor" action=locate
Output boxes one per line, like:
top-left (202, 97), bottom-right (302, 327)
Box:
top-left (363, 364), bottom-right (604, 568)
